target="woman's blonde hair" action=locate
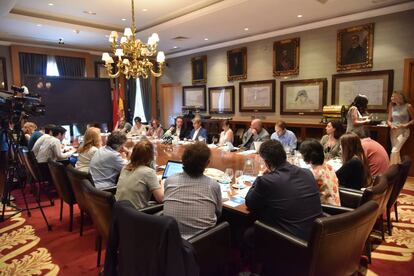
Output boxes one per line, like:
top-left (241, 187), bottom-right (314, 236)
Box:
top-left (392, 91), bottom-right (408, 104)
top-left (78, 127), bottom-right (102, 154)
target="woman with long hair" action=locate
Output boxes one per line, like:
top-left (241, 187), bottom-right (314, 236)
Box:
top-left (218, 120), bottom-right (234, 146)
top-left (75, 127), bottom-right (102, 172)
top-left (320, 120), bottom-right (344, 159)
top-left (346, 95), bottom-right (371, 133)
top-left (336, 133), bottom-right (371, 189)
top-left (387, 91), bottom-right (414, 164)
top-left (115, 140), bottom-right (163, 209)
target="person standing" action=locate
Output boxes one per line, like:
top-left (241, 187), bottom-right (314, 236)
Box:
top-left (346, 95), bottom-right (371, 133)
top-left (387, 91), bottom-right (414, 164)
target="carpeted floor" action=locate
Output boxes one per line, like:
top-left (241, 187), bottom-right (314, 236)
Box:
top-left (1, 178), bottom-right (414, 275)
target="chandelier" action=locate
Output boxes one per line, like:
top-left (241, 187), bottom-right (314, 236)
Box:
top-left (101, 0), bottom-right (165, 79)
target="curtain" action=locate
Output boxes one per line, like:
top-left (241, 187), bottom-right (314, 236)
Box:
top-left (55, 56), bottom-right (85, 77)
top-left (139, 76), bottom-right (152, 122)
top-left (125, 78), bottom-right (136, 123)
top-left (19, 52), bottom-right (47, 76)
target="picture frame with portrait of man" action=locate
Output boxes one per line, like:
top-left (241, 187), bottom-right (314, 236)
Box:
top-left (227, 47), bottom-right (247, 81)
top-left (191, 55), bottom-right (207, 84)
top-left (273, 37), bottom-right (300, 77)
top-left (337, 23), bottom-right (374, 71)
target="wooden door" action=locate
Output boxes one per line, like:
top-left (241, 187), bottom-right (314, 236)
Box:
top-left (402, 58), bottom-right (414, 176)
top-left (160, 83), bottom-right (182, 128)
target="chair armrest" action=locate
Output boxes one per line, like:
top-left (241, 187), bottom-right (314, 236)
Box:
top-left (139, 204), bottom-right (163, 215)
top-left (339, 187), bottom-right (363, 208)
top-left (188, 222), bottom-right (230, 244)
top-left (254, 221), bottom-right (308, 249)
top-left (322, 204), bottom-right (354, 215)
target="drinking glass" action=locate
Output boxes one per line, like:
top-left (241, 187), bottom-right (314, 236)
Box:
top-left (224, 168), bottom-right (234, 184)
top-left (212, 136), bottom-right (219, 145)
top-left (243, 158), bottom-right (255, 176)
top-left (235, 170), bottom-right (243, 184)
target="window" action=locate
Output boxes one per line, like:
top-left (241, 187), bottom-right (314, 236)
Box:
top-left (133, 78), bottom-right (147, 123)
top-left (46, 56), bottom-right (59, 76)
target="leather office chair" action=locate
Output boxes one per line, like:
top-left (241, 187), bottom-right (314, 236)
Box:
top-left (254, 201), bottom-right (379, 276)
top-left (385, 156), bottom-right (412, 235)
top-left (47, 159), bottom-right (77, 232)
top-left (66, 164), bottom-right (94, 236)
top-left (17, 147), bottom-right (52, 230)
top-left (81, 179), bottom-right (115, 267)
top-left (188, 222), bottom-right (231, 276)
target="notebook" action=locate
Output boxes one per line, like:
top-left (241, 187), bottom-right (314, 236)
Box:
top-left (162, 160), bottom-right (184, 179)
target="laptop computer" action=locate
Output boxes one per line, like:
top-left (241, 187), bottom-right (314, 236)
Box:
top-left (162, 160), bottom-right (184, 179)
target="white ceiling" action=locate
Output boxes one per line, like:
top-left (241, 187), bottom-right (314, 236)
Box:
top-left (0, 0), bottom-right (413, 58)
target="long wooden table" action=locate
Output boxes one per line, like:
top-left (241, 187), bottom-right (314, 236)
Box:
top-left (154, 142), bottom-right (257, 215)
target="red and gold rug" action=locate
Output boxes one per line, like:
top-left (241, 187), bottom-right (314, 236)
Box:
top-left (1, 178), bottom-right (414, 275)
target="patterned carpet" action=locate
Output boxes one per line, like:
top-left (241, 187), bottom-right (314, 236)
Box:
top-left (1, 178), bottom-right (414, 275)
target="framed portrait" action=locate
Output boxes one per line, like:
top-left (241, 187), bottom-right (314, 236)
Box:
top-left (0, 57), bottom-right (7, 90)
top-left (273, 37), bottom-right (300, 77)
top-left (208, 86), bottom-right (235, 114)
top-left (191, 55), bottom-right (207, 84)
top-left (227, 47), bottom-right (247, 81)
top-left (95, 61), bottom-right (110, 78)
top-left (182, 85), bottom-right (207, 111)
top-left (239, 80), bottom-right (275, 112)
top-left (280, 78), bottom-right (327, 115)
top-left (337, 23), bottom-right (374, 71)
top-left (332, 70), bottom-right (394, 112)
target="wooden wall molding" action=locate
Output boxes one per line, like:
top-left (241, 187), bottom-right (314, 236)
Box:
top-left (403, 58), bottom-right (414, 101)
top-left (10, 44), bottom-right (94, 85)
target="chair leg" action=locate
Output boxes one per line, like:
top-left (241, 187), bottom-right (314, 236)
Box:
top-left (80, 211), bottom-right (84, 236)
top-left (69, 204), bottom-right (73, 232)
top-left (59, 199), bottom-right (63, 221)
top-left (386, 207), bottom-right (392, 236)
top-left (380, 216), bottom-right (385, 240)
top-left (96, 235), bottom-right (102, 267)
top-left (365, 237), bottom-right (372, 264)
top-left (394, 202), bottom-right (399, 222)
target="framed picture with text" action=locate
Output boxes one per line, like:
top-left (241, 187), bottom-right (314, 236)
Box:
top-left (332, 70), bottom-right (393, 112)
top-left (280, 78), bottom-right (327, 115)
top-left (182, 85), bottom-right (207, 111)
top-left (239, 80), bottom-right (275, 112)
top-left (208, 86), bottom-right (235, 114)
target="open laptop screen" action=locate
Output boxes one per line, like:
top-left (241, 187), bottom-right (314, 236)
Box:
top-left (162, 160), bottom-right (184, 179)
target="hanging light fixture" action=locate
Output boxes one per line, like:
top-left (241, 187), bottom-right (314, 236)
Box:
top-left (101, 0), bottom-right (165, 79)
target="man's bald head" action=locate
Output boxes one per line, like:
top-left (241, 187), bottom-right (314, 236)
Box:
top-left (251, 119), bottom-right (263, 132)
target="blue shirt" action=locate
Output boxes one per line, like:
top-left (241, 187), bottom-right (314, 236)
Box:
top-left (270, 129), bottom-right (297, 150)
top-left (89, 146), bottom-right (127, 189)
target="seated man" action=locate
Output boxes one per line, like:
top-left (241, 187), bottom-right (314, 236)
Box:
top-left (116, 117), bottom-right (132, 134)
top-left (270, 120), bottom-right (297, 151)
top-left (245, 140), bottom-right (322, 241)
top-left (187, 117), bottom-right (207, 141)
top-left (164, 116), bottom-right (188, 140)
top-left (31, 124), bottom-right (56, 156)
top-left (240, 119), bottom-right (270, 150)
top-left (128, 116), bottom-right (146, 136)
top-left (90, 131), bottom-right (128, 189)
top-left (163, 142), bottom-right (222, 239)
top-left (36, 126), bottom-right (75, 163)
top-left (353, 127), bottom-right (389, 176)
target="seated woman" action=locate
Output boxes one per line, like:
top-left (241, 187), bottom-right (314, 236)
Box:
top-left (163, 142), bottom-right (222, 239)
top-left (147, 118), bottom-right (164, 139)
top-left (320, 120), bottom-right (344, 159)
top-left (299, 139), bottom-right (341, 206)
top-left (218, 119), bottom-right (234, 146)
top-left (336, 133), bottom-right (371, 190)
top-left (75, 127), bottom-right (102, 173)
top-left (115, 140), bottom-right (164, 209)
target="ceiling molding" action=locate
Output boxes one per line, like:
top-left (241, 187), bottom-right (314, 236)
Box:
top-left (167, 1), bottom-right (414, 59)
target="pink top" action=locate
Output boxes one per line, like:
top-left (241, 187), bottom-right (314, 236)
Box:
top-left (312, 163), bottom-right (341, 206)
top-left (361, 138), bottom-right (389, 176)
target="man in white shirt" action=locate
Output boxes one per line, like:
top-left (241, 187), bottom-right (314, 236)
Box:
top-left (32, 124), bottom-right (56, 158)
top-left (36, 126), bottom-right (75, 163)
top-left (128, 116), bottom-right (147, 136)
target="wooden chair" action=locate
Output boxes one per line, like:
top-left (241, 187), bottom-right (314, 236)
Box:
top-left (47, 159), bottom-right (77, 231)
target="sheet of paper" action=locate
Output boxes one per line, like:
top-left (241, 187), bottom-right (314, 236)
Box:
top-left (236, 149), bottom-right (256, 155)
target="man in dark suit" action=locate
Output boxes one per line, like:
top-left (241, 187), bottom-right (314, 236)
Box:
top-left (343, 34), bottom-right (366, 65)
top-left (187, 117), bottom-right (207, 141)
top-left (245, 140), bottom-right (322, 241)
top-left (164, 116), bottom-right (188, 140)
top-left (240, 119), bottom-right (270, 150)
